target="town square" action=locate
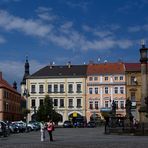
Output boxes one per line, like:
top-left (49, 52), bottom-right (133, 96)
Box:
top-left (0, 0), bottom-right (148, 148)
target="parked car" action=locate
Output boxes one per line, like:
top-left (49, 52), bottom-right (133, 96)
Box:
top-left (29, 121), bottom-right (40, 131)
top-left (13, 121), bottom-right (26, 132)
top-left (87, 121), bottom-right (96, 128)
top-left (0, 121), bottom-right (10, 137)
top-left (9, 123), bottom-right (20, 133)
top-left (63, 120), bottom-right (73, 128)
top-left (75, 121), bottom-right (85, 128)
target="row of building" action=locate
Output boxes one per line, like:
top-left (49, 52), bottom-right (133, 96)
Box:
top-left (20, 58), bottom-right (144, 124)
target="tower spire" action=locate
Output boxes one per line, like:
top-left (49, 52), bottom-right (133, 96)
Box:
top-left (21, 56), bottom-right (30, 85)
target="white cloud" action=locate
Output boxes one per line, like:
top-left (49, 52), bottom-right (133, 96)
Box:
top-left (0, 36), bottom-right (6, 43)
top-left (0, 10), bottom-right (52, 38)
top-left (36, 7), bottom-right (57, 22)
top-left (0, 9), bottom-right (133, 52)
top-left (128, 26), bottom-right (141, 32)
top-left (128, 24), bottom-right (148, 33)
top-left (65, 1), bottom-right (90, 11)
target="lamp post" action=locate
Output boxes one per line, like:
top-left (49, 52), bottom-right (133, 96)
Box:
top-left (31, 106), bottom-right (37, 121)
top-left (139, 40), bottom-right (148, 122)
top-left (23, 88), bottom-right (30, 131)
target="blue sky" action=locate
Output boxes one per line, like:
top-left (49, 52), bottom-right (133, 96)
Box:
top-left (0, 0), bottom-right (148, 88)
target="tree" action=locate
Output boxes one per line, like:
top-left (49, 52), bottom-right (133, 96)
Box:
top-left (37, 95), bottom-right (62, 123)
top-left (22, 108), bottom-right (30, 121)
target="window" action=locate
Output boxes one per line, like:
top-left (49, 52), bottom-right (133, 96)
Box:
top-left (95, 101), bottom-right (99, 109)
top-left (120, 76), bottom-right (123, 80)
top-left (120, 87), bottom-right (124, 94)
top-left (54, 99), bottom-right (58, 106)
top-left (68, 84), bottom-right (73, 93)
top-left (120, 101), bottom-right (124, 109)
top-left (54, 84), bottom-right (58, 93)
top-left (39, 99), bottom-right (43, 106)
top-left (105, 77), bottom-right (108, 81)
top-left (48, 85), bottom-right (52, 93)
top-left (115, 101), bottom-right (118, 109)
top-left (114, 87), bottom-right (118, 94)
top-left (39, 85), bottom-right (44, 93)
top-left (60, 99), bottom-right (64, 107)
top-left (89, 77), bottom-right (93, 81)
top-left (31, 99), bottom-right (35, 107)
top-left (131, 92), bottom-right (136, 102)
top-left (114, 76), bottom-right (118, 80)
top-left (77, 84), bottom-right (81, 93)
top-left (89, 88), bottom-right (93, 94)
top-left (94, 77), bottom-right (98, 81)
top-left (131, 76), bottom-right (136, 85)
top-left (77, 99), bottom-right (81, 108)
top-left (60, 84), bottom-right (64, 93)
top-left (89, 101), bottom-right (93, 109)
top-left (105, 101), bottom-right (109, 108)
top-left (95, 87), bottom-right (98, 94)
top-left (105, 87), bottom-right (108, 94)
top-left (68, 99), bottom-right (73, 108)
top-left (31, 85), bottom-right (36, 93)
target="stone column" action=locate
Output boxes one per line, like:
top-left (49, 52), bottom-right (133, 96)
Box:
top-left (139, 41), bottom-right (148, 122)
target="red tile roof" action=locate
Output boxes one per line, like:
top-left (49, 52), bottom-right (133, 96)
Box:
top-left (0, 72), bottom-right (20, 94)
top-left (87, 63), bottom-right (125, 75)
top-left (124, 63), bottom-right (141, 72)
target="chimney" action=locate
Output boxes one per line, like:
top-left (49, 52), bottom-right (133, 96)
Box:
top-left (0, 71), bottom-right (2, 80)
top-left (67, 61), bottom-right (71, 68)
top-left (13, 81), bottom-right (17, 90)
top-left (49, 62), bottom-right (53, 69)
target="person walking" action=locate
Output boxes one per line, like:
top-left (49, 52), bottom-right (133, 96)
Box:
top-left (47, 120), bottom-right (55, 141)
top-left (40, 121), bottom-right (45, 142)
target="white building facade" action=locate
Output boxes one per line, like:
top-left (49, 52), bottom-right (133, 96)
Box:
top-left (21, 63), bottom-right (87, 124)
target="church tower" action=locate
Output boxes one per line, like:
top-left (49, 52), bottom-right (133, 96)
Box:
top-left (21, 56), bottom-right (30, 95)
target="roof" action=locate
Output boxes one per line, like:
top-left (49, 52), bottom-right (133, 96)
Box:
top-left (0, 72), bottom-right (20, 94)
top-left (124, 63), bottom-right (142, 72)
top-left (87, 63), bottom-right (125, 75)
top-left (29, 65), bottom-right (87, 78)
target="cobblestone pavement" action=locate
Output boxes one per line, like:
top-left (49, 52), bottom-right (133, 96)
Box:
top-left (0, 127), bottom-right (148, 148)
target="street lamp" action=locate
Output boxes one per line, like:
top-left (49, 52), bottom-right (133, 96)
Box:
top-left (23, 88), bottom-right (30, 132)
top-left (31, 106), bottom-right (37, 121)
top-left (139, 40), bottom-right (148, 122)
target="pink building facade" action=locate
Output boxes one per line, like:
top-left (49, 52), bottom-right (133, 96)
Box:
top-left (86, 63), bottom-right (126, 122)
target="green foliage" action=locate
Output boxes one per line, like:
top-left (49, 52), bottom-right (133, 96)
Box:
top-left (22, 108), bottom-right (30, 116)
top-left (37, 95), bottom-right (62, 123)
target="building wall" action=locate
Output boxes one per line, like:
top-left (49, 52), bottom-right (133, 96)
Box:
top-left (126, 71), bottom-right (142, 120)
top-left (0, 88), bottom-right (21, 121)
top-left (26, 77), bottom-right (86, 124)
top-left (86, 74), bottom-right (126, 122)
